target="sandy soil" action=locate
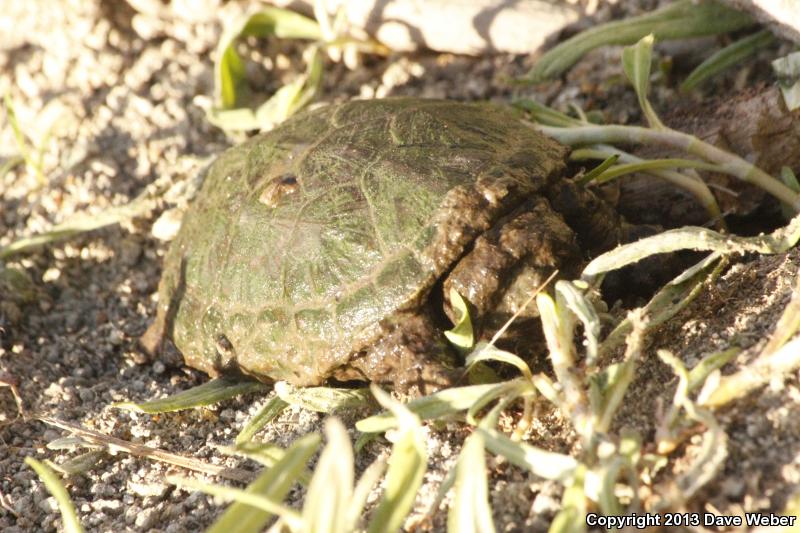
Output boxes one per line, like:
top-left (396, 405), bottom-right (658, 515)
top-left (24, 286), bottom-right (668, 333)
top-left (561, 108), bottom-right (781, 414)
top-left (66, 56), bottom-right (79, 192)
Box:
top-left (2, 1), bottom-right (800, 532)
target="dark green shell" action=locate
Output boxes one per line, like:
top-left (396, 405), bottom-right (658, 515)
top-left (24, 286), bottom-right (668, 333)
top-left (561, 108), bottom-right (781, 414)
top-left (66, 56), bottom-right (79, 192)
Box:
top-left (148, 98), bottom-right (566, 385)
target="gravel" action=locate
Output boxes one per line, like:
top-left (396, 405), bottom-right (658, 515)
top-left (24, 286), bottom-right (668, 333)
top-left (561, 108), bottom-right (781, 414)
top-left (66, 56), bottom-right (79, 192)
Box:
top-left (3, 1), bottom-right (800, 531)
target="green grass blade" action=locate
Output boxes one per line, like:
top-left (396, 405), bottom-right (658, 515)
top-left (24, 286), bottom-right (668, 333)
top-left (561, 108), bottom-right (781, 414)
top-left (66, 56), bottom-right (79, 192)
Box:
top-left (583, 213), bottom-right (800, 278)
top-left (236, 396), bottom-right (290, 444)
top-left (46, 436), bottom-right (97, 451)
top-left (555, 281), bottom-right (601, 366)
top-left (478, 427), bottom-right (577, 481)
top-left (600, 253), bottom-right (725, 357)
top-left (4, 93), bottom-right (45, 185)
top-left (204, 106), bottom-right (261, 131)
top-left (347, 458), bottom-right (387, 530)
top-left (549, 465), bottom-right (587, 533)
top-left (761, 273), bottom-right (800, 356)
top-left (356, 384), bottom-right (501, 433)
top-left (4, 94), bottom-right (31, 161)
top-left (687, 347), bottom-right (739, 392)
top-left (444, 287), bottom-right (475, 350)
top-left (779, 79), bottom-right (800, 111)
top-left (465, 343), bottom-right (532, 382)
top-left (681, 29), bottom-right (775, 92)
top-left (226, 442), bottom-right (313, 485)
top-left (286, 44), bottom-right (323, 113)
top-left (576, 154), bottom-right (619, 185)
top-left (214, 7), bottom-right (321, 109)
top-left (593, 157), bottom-right (722, 184)
top-left (536, 122), bottom-right (800, 211)
top-left (210, 7), bottom-right (322, 130)
top-left (537, 292), bottom-right (587, 430)
top-left (207, 432), bottom-right (321, 533)
top-left (448, 433), bottom-right (496, 533)
top-left (773, 51), bottom-right (800, 111)
top-left (239, 7), bottom-right (322, 40)
top-left (209, 45), bottom-right (323, 131)
top-left (622, 34), bottom-right (664, 129)
top-left (621, 33), bottom-right (652, 106)
top-left (780, 167), bottom-right (800, 219)
top-left (465, 379), bottom-right (531, 427)
top-left (25, 458), bottom-right (84, 533)
top-left (303, 418), bottom-right (354, 533)
top-left (513, 99), bottom-right (583, 127)
top-left (253, 46), bottom-right (322, 124)
top-left (216, 41), bottom-right (245, 110)
top-left (47, 451), bottom-right (106, 476)
top-left (0, 187), bottom-right (160, 260)
top-left (366, 429), bottom-right (425, 533)
top-left (703, 276), bottom-right (800, 408)
top-left (657, 346), bottom-right (739, 451)
top-left (275, 382), bottom-right (371, 413)
top-left (367, 386), bottom-right (427, 533)
top-left (354, 431), bottom-right (379, 453)
top-left (524, 0), bottom-right (752, 82)
top-left (570, 145), bottom-right (722, 222)
top-left (228, 442), bottom-right (289, 465)
top-left (113, 376), bottom-right (266, 413)
top-left (594, 314), bottom-right (645, 433)
top-left (169, 474), bottom-right (302, 527)
top-left (657, 351), bottom-right (728, 502)
top-left (0, 154), bottom-right (24, 179)
top-left (597, 457), bottom-right (625, 517)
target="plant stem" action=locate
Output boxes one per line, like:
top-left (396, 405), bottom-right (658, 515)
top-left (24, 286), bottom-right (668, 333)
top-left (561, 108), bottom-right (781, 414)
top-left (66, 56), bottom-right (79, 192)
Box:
top-left (569, 145), bottom-right (723, 224)
top-left (538, 124), bottom-right (800, 211)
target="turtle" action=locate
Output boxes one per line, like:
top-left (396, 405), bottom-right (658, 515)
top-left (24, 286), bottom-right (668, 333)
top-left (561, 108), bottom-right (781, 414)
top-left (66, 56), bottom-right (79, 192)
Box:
top-left (142, 98), bottom-right (637, 392)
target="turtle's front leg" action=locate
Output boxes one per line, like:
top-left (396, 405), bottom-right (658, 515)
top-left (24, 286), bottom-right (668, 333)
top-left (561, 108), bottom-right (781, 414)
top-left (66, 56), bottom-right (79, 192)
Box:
top-left (442, 196), bottom-right (580, 337)
top-left (547, 178), bottom-right (686, 301)
top-left (336, 310), bottom-right (461, 395)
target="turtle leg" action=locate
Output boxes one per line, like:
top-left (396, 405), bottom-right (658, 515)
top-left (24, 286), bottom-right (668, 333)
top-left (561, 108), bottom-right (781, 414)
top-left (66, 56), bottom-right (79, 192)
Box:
top-left (336, 310), bottom-right (461, 395)
top-left (140, 256), bottom-right (188, 358)
top-left (442, 195), bottom-right (581, 339)
top-left (546, 179), bottom-right (684, 300)
top-left (545, 178), bottom-right (652, 254)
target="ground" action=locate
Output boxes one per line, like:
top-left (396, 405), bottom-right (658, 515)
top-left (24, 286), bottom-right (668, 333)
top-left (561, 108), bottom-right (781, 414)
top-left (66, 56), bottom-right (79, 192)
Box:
top-left (1, 0), bottom-right (800, 532)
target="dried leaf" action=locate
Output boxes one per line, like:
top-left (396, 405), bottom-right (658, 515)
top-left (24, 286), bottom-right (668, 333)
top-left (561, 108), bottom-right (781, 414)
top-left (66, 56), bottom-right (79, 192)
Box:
top-left (113, 376), bottom-right (266, 413)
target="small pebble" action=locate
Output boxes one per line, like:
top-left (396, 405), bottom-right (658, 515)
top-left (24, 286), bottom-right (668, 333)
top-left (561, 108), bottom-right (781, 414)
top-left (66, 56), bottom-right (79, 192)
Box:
top-left (151, 208), bottom-right (185, 241)
top-left (38, 496), bottom-right (58, 513)
top-left (109, 329), bottom-right (125, 346)
top-left (79, 388), bottom-right (96, 402)
top-left (92, 499), bottom-right (123, 514)
top-left (531, 492), bottom-right (560, 515)
top-left (128, 480), bottom-right (169, 498)
top-left (134, 506), bottom-right (159, 529)
top-left (722, 478), bottom-right (746, 500)
top-left (13, 495), bottom-right (33, 515)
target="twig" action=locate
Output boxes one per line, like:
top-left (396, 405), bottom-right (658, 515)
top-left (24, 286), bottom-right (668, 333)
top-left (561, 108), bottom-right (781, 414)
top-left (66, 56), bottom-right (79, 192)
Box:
top-left (35, 415), bottom-right (255, 483)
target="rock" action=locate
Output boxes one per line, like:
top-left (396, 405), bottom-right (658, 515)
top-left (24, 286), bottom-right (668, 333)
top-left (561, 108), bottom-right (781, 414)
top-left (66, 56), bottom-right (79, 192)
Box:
top-left (134, 506), bottom-right (159, 529)
top-left (38, 496), bottom-right (58, 513)
top-left (267, 0), bottom-right (583, 55)
top-left (720, 0), bottom-right (800, 43)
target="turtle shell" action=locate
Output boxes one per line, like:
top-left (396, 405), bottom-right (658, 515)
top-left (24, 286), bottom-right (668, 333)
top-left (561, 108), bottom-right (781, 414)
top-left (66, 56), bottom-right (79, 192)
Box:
top-left (146, 98), bottom-right (567, 385)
